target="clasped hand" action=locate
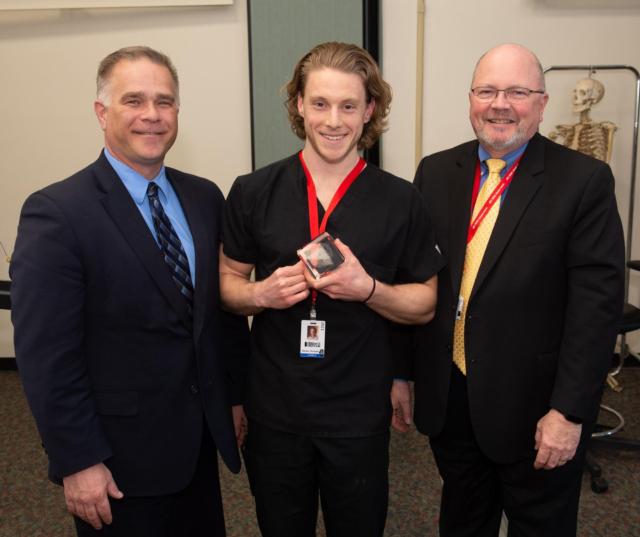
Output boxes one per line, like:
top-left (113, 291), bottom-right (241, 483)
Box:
top-left (253, 260), bottom-right (310, 309)
top-left (256, 239), bottom-right (372, 309)
top-left (304, 239), bottom-right (373, 302)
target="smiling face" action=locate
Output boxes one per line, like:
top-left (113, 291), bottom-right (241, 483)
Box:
top-left (94, 58), bottom-right (178, 179)
top-left (469, 44), bottom-right (548, 158)
top-left (297, 67), bottom-right (374, 168)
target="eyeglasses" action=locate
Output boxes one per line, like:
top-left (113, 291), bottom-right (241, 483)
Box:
top-left (470, 87), bottom-right (546, 101)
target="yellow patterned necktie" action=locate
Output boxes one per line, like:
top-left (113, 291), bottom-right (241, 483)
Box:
top-left (452, 158), bottom-right (506, 375)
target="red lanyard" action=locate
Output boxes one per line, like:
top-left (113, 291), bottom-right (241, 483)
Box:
top-left (467, 157), bottom-right (522, 243)
top-left (298, 151), bottom-right (366, 315)
top-left (299, 151), bottom-right (366, 239)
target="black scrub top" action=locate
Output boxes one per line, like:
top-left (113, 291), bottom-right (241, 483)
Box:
top-left (223, 154), bottom-right (443, 437)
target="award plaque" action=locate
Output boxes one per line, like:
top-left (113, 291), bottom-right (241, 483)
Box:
top-left (297, 232), bottom-right (345, 279)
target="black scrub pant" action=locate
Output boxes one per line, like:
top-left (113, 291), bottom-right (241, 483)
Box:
top-left (429, 366), bottom-right (588, 537)
top-left (74, 427), bottom-right (225, 537)
top-left (243, 419), bottom-right (389, 537)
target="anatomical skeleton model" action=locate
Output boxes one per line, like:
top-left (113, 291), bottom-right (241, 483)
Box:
top-left (549, 77), bottom-right (617, 163)
top-left (551, 76), bottom-right (622, 392)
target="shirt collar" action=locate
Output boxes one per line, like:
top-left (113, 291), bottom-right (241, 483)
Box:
top-left (478, 141), bottom-right (528, 172)
top-left (103, 148), bottom-right (168, 205)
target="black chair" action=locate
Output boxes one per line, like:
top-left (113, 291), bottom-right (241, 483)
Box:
top-left (585, 260), bottom-right (640, 493)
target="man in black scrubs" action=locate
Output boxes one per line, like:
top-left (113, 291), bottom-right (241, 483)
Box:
top-left (220, 42), bottom-right (443, 537)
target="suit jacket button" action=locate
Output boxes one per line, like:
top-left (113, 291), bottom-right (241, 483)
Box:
top-left (189, 384), bottom-right (199, 395)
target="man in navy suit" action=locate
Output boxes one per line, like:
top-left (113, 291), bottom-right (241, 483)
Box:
top-left (406, 43), bottom-right (625, 536)
top-left (11, 46), bottom-right (248, 536)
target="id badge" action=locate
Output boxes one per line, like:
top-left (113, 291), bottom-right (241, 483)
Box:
top-left (300, 320), bottom-right (326, 359)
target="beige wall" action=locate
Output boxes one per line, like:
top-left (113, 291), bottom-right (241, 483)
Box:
top-left (0, 3), bottom-right (251, 356)
top-left (2, 0), bottom-right (639, 356)
top-left (382, 0), bottom-right (640, 348)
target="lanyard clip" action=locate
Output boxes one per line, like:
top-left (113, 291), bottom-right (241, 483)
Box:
top-left (310, 289), bottom-right (318, 319)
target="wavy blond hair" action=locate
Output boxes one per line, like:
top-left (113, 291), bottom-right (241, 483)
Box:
top-left (285, 42), bottom-right (391, 150)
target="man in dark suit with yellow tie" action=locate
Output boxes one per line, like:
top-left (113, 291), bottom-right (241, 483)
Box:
top-left (11, 46), bottom-right (248, 536)
top-left (404, 43), bottom-right (625, 536)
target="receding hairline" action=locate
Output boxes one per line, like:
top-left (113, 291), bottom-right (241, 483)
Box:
top-left (101, 57), bottom-right (178, 87)
top-left (470, 43), bottom-right (546, 91)
top-left (96, 46), bottom-right (179, 104)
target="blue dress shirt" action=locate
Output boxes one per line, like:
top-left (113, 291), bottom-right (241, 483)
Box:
top-left (104, 148), bottom-right (196, 284)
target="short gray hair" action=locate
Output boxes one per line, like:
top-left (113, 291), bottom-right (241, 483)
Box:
top-left (96, 45), bottom-right (179, 105)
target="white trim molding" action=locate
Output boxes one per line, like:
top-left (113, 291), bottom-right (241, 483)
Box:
top-left (0, 0), bottom-right (232, 10)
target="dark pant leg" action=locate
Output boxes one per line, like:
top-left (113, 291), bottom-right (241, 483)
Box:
top-left (168, 425), bottom-right (226, 537)
top-left (242, 420), bottom-right (318, 537)
top-left (500, 433), bottom-right (589, 537)
top-left (316, 433), bottom-right (390, 537)
top-left (74, 426), bottom-right (225, 537)
top-left (429, 367), bottom-right (503, 537)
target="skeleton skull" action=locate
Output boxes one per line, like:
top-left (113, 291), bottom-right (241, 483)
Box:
top-left (573, 78), bottom-right (605, 113)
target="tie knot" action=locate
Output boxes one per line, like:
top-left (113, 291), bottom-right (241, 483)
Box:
top-left (147, 182), bottom-right (159, 198)
top-left (486, 158), bottom-right (506, 175)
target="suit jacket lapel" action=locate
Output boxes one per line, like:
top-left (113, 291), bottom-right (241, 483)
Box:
top-left (168, 169), bottom-right (210, 343)
top-left (94, 153), bottom-right (192, 328)
top-left (471, 134), bottom-right (545, 299)
top-left (449, 142), bottom-right (478, 298)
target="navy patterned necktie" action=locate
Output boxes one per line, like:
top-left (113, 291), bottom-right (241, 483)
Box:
top-left (147, 182), bottom-right (194, 317)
